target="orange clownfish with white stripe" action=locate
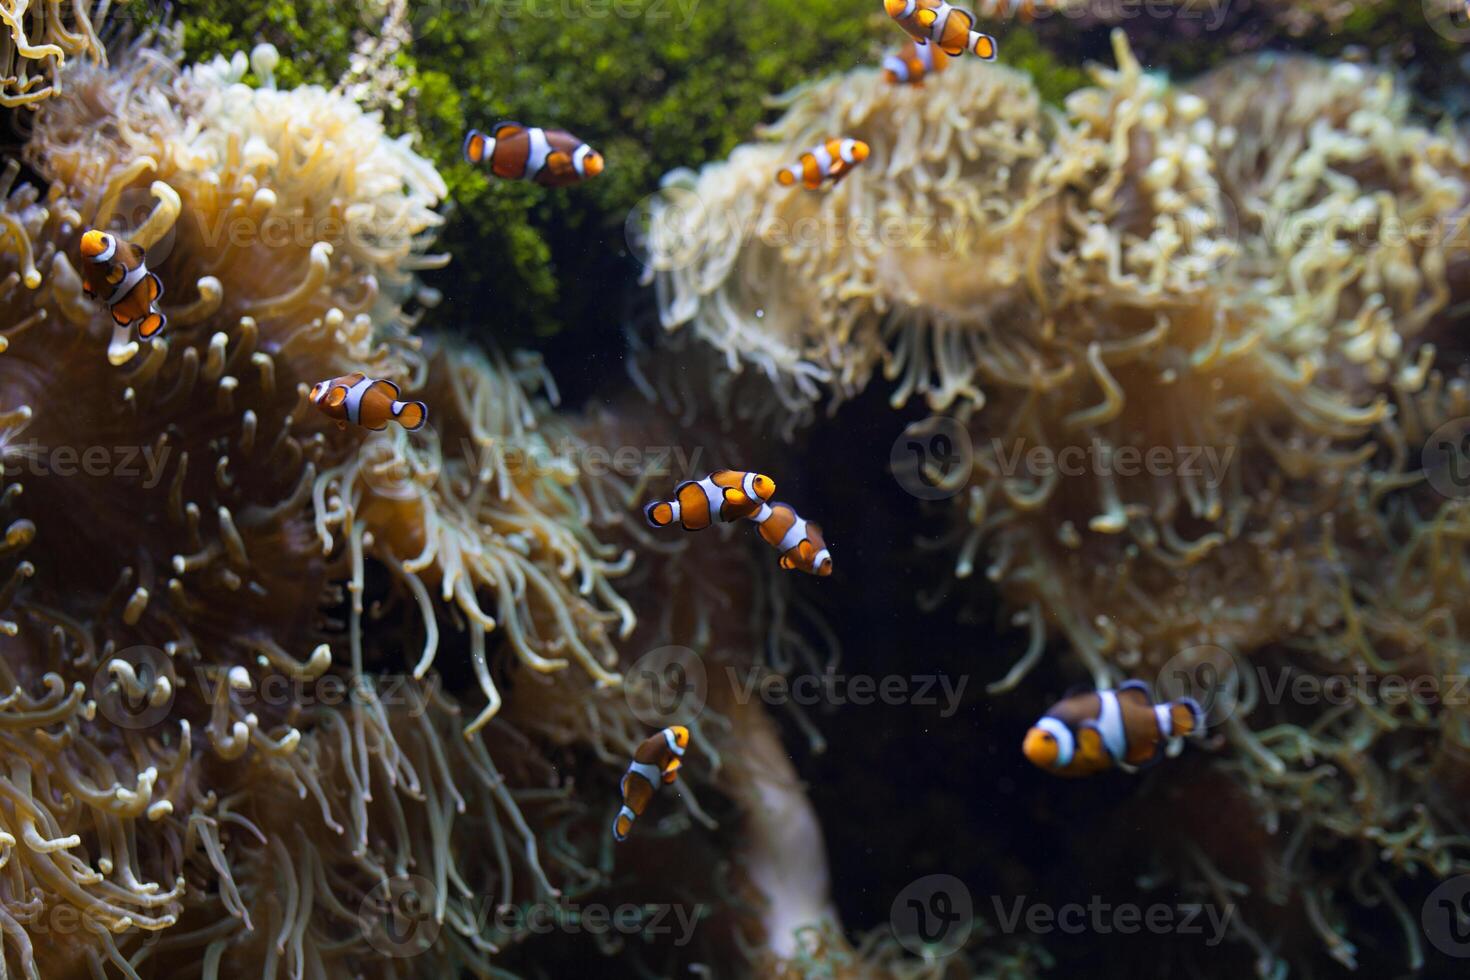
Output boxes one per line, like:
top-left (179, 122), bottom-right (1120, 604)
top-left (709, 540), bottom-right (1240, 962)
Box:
top-left (79, 230), bottom-right (167, 340)
top-left (308, 373), bottom-right (427, 432)
top-left (1023, 681), bottom-right (1203, 777)
top-left (614, 725), bottom-right (689, 842)
top-left (885, 0), bottom-right (998, 60)
top-left (463, 123), bottom-right (605, 188)
top-left (776, 138), bottom-right (870, 190)
top-left (644, 470), bottom-right (776, 531)
top-left (884, 39), bottom-right (949, 85)
top-left (750, 501), bottom-right (832, 577)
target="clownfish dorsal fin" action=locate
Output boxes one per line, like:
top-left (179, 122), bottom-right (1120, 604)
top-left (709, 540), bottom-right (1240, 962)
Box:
top-left (369, 378), bottom-right (402, 399)
top-left (492, 122), bottom-right (525, 138)
top-left (1116, 679), bottom-right (1153, 705)
top-left (1061, 682), bottom-right (1092, 701)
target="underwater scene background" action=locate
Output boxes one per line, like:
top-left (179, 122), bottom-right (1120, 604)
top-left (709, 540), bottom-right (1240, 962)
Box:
top-left (3, 0), bottom-right (1470, 977)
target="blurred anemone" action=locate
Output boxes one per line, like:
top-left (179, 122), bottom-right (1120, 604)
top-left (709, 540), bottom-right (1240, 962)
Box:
top-left (0, 0), bottom-right (105, 108)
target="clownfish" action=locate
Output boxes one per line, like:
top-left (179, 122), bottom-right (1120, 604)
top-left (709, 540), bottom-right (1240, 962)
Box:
top-left (614, 725), bottom-right (689, 842)
top-left (885, 0), bottom-right (998, 60)
top-left (644, 470), bottom-right (776, 531)
top-left (1023, 681), bottom-right (1203, 777)
top-left (750, 502), bottom-right (832, 577)
top-left (79, 230), bottom-right (167, 340)
top-left (883, 39), bottom-right (949, 85)
top-left (308, 373), bottom-right (427, 432)
top-left (776, 139), bottom-right (870, 190)
top-left (463, 123), bottom-right (605, 188)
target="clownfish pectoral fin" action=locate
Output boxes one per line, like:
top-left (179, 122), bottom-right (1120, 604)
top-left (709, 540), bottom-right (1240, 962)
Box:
top-left (137, 312), bottom-right (167, 339)
top-left (916, 8), bottom-right (937, 26)
top-left (779, 554), bottom-right (796, 571)
top-left (662, 758), bottom-right (682, 784)
top-left (545, 151), bottom-right (573, 176)
top-left (325, 386), bottom-right (349, 409)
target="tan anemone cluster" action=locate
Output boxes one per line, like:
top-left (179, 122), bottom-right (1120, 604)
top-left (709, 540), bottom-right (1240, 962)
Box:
top-left (0, 39), bottom-right (652, 976)
top-left (650, 31), bottom-right (1470, 972)
top-left (0, 0), bottom-right (105, 108)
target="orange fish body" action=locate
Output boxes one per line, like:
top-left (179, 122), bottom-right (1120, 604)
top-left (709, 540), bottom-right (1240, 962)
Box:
top-left (614, 725), bottom-right (689, 842)
top-left (644, 470), bottom-right (776, 531)
top-left (1023, 681), bottom-right (1203, 777)
top-left (885, 0), bottom-right (998, 59)
top-left (79, 230), bottom-right (166, 339)
top-left (776, 138), bottom-right (870, 190)
top-left (308, 373), bottom-right (427, 432)
top-left (883, 39), bottom-right (948, 85)
top-left (463, 123), bottom-right (604, 188)
top-left (750, 502), bottom-right (832, 577)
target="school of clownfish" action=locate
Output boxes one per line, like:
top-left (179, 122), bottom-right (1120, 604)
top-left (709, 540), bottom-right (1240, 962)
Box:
top-left (74, 0), bottom-right (1208, 846)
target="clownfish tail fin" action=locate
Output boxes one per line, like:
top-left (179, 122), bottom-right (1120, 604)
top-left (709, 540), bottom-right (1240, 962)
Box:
top-left (613, 806), bottom-right (635, 843)
top-left (463, 129), bottom-right (492, 164)
top-left (138, 311), bottom-right (167, 339)
top-left (1170, 698), bottom-right (1205, 738)
top-left (644, 500), bottom-right (675, 528)
top-left (391, 400), bottom-right (428, 431)
top-left (970, 31), bottom-right (997, 60)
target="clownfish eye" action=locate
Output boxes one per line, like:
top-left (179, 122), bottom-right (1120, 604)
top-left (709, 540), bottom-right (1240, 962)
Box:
top-left (310, 383), bottom-right (324, 401)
